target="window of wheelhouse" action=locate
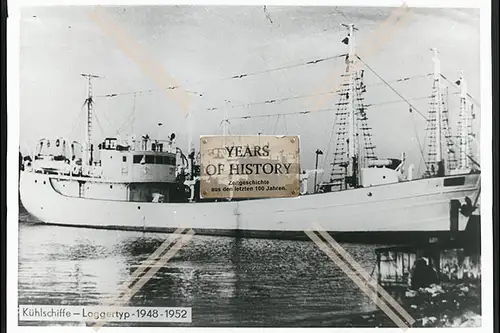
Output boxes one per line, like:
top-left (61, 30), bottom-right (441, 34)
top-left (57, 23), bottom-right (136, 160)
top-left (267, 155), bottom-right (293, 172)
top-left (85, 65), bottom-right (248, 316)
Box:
top-left (133, 155), bottom-right (143, 164)
top-left (154, 156), bottom-right (163, 164)
top-left (165, 156), bottom-right (175, 165)
top-left (133, 154), bottom-right (175, 165)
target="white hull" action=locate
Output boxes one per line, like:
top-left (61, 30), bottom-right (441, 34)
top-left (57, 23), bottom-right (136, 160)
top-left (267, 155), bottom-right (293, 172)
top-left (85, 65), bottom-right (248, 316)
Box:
top-left (19, 171), bottom-right (480, 239)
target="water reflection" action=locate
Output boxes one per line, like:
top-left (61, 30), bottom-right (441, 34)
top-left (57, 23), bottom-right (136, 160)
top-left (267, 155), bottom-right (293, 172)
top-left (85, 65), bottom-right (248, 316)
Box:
top-left (19, 221), bottom-right (382, 326)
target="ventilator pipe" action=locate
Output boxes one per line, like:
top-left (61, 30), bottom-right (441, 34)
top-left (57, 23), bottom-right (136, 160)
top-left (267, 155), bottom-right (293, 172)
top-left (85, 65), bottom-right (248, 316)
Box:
top-left (300, 178), bottom-right (308, 195)
top-left (407, 164), bottom-right (415, 181)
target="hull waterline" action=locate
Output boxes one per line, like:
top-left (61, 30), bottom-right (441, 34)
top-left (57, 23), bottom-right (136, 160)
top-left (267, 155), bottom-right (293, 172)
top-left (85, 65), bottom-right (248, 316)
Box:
top-left (19, 171), bottom-right (480, 242)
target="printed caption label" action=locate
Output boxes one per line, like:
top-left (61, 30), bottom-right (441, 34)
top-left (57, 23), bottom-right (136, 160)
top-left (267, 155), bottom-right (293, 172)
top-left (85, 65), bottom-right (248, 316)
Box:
top-left (19, 305), bottom-right (192, 323)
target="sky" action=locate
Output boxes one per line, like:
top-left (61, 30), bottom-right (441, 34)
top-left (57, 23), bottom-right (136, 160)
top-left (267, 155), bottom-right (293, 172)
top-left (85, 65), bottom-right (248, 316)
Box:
top-left (19, 6), bottom-right (481, 181)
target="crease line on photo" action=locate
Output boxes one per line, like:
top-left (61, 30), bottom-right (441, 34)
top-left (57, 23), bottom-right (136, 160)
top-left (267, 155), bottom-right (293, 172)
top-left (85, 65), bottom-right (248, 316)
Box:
top-left (305, 225), bottom-right (415, 330)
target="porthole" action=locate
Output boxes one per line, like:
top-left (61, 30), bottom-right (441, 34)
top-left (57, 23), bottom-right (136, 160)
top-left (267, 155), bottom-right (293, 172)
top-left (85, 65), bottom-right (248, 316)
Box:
top-left (110, 185), bottom-right (113, 189)
top-left (382, 176), bottom-right (386, 179)
top-left (137, 206), bottom-right (141, 210)
top-left (34, 180), bottom-right (37, 183)
top-left (367, 192), bottom-right (373, 197)
top-left (43, 181), bottom-right (46, 185)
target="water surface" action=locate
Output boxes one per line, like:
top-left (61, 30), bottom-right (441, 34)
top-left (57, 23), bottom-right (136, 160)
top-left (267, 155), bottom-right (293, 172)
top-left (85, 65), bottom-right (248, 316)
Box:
top-left (19, 210), bottom-right (388, 327)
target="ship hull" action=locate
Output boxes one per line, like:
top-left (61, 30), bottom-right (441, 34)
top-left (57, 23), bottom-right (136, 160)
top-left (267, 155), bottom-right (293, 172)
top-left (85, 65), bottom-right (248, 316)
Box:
top-left (19, 171), bottom-right (480, 241)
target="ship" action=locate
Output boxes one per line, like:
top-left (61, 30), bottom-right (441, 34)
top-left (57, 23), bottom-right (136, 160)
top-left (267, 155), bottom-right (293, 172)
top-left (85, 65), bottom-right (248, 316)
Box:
top-left (19, 24), bottom-right (481, 242)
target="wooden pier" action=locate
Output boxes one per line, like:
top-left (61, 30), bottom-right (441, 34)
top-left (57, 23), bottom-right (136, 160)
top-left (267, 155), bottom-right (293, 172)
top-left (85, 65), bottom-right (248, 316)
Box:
top-left (376, 200), bottom-right (481, 287)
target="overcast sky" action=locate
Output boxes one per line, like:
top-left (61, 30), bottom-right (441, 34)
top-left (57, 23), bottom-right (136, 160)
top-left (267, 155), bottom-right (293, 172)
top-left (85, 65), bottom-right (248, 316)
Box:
top-left (19, 6), bottom-right (480, 179)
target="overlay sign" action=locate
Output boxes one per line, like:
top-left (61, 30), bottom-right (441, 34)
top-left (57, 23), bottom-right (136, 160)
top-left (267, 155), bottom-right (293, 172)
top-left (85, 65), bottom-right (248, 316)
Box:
top-left (200, 135), bottom-right (300, 199)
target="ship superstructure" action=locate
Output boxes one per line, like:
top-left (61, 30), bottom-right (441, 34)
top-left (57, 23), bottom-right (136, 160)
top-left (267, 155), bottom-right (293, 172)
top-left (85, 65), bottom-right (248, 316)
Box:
top-left (23, 74), bottom-right (188, 204)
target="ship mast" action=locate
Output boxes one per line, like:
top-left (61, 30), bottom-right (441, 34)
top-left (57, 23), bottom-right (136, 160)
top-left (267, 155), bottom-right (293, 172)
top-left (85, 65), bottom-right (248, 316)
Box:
top-left (456, 70), bottom-right (471, 171)
top-left (346, 23), bottom-right (357, 175)
top-left (327, 24), bottom-right (375, 191)
top-left (425, 49), bottom-right (456, 176)
top-left (432, 48), bottom-right (443, 167)
top-left (81, 73), bottom-right (101, 173)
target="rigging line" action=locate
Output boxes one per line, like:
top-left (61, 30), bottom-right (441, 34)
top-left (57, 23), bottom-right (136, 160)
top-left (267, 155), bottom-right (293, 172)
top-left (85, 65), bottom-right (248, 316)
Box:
top-left (228, 108), bottom-right (335, 120)
top-left (68, 102), bottom-right (87, 140)
top-left (117, 111), bottom-right (134, 134)
top-left (207, 90), bottom-right (338, 111)
top-left (94, 53), bottom-right (347, 99)
top-left (322, 106), bottom-right (340, 178)
top-left (93, 112), bottom-right (106, 140)
top-left (364, 73), bottom-right (433, 88)
top-left (418, 128), bottom-right (429, 176)
top-left (222, 53), bottom-right (347, 80)
top-left (366, 95), bottom-right (431, 107)
top-left (227, 96), bottom-right (430, 121)
top-left (98, 109), bottom-right (121, 135)
top-left (97, 72), bottom-right (431, 103)
top-left (410, 109), bottom-right (429, 173)
top-left (98, 74), bottom-right (432, 118)
top-left (117, 107), bottom-right (136, 133)
top-left (95, 71), bottom-right (430, 107)
top-left (439, 73), bottom-right (481, 107)
top-left (206, 75), bottom-right (433, 113)
top-left (355, 54), bottom-right (429, 121)
top-left (117, 94), bottom-right (137, 134)
top-left (356, 54), bottom-right (481, 169)
top-left (95, 88), bottom-right (202, 99)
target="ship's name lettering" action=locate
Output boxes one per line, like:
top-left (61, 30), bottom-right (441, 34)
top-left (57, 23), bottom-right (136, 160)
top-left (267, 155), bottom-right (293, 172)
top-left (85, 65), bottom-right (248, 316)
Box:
top-left (204, 163), bottom-right (292, 176)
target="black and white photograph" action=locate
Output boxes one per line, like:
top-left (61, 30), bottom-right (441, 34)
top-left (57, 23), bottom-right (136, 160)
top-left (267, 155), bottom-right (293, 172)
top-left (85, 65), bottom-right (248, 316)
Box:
top-left (8, 1), bottom-right (494, 330)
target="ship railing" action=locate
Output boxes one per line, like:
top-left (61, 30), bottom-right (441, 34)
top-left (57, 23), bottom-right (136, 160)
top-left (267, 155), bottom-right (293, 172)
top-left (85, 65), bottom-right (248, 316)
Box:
top-left (129, 139), bottom-right (176, 154)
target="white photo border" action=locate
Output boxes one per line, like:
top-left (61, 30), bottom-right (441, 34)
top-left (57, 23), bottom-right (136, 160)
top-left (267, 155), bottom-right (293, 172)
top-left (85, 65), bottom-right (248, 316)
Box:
top-left (6, 0), bottom-right (493, 332)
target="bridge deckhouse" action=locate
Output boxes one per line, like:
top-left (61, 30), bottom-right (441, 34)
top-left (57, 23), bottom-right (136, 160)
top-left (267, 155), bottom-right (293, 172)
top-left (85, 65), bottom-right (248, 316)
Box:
top-left (98, 136), bottom-right (177, 183)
